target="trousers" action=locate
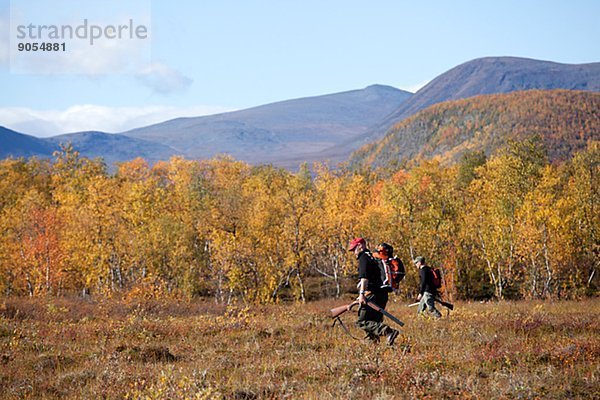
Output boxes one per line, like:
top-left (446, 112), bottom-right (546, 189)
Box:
top-left (417, 291), bottom-right (441, 318)
top-left (355, 291), bottom-right (394, 337)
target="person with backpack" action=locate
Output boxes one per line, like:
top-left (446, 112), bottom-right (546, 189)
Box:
top-left (373, 242), bottom-right (405, 292)
top-left (348, 237), bottom-right (399, 345)
top-left (414, 256), bottom-right (442, 319)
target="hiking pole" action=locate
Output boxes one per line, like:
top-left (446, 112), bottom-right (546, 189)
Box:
top-left (407, 302), bottom-right (420, 308)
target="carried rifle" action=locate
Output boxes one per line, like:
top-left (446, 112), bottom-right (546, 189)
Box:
top-left (436, 298), bottom-right (454, 310)
top-left (330, 301), bottom-right (361, 339)
top-left (330, 299), bottom-right (405, 327)
top-left (330, 300), bottom-right (359, 318)
top-left (407, 298), bottom-right (454, 310)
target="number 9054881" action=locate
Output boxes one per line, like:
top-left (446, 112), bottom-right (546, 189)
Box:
top-left (17, 42), bottom-right (66, 51)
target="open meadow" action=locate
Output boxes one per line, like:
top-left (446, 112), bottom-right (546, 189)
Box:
top-left (0, 297), bottom-right (598, 399)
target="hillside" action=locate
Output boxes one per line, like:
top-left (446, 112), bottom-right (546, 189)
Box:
top-left (350, 89), bottom-right (600, 168)
top-left (123, 84), bottom-right (412, 167)
top-left (364, 57), bottom-right (600, 141)
top-left (46, 131), bottom-right (182, 166)
top-left (0, 126), bottom-right (56, 159)
top-left (0, 127), bottom-right (181, 167)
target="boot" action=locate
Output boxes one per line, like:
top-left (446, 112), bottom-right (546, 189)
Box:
top-left (364, 332), bottom-right (380, 343)
top-left (386, 329), bottom-right (399, 346)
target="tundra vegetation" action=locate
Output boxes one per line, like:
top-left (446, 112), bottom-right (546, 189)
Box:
top-left (0, 298), bottom-right (598, 398)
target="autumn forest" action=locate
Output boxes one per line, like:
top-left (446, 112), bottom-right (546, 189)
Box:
top-left (0, 137), bottom-right (598, 302)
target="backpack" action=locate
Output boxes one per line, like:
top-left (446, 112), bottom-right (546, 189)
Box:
top-left (373, 243), bottom-right (405, 292)
top-left (380, 256), bottom-right (406, 291)
top-left (431, 267), bottom-right (443, 289)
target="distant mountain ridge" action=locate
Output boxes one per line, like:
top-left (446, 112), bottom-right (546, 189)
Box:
top-left (0, 85), bottom-right (412, 168)
top-left (123, 84), bottom-right (413, 167)
top-left (366, 57), bottom-right (600, 141)
top-left (46, 131), bottom-right (181, 166)
top-left (0, 127), bottom-right (182, 167)
top-left (0, 126), bottom-right (56, 159)
top-left (350, 89), bottom-right (600, 168)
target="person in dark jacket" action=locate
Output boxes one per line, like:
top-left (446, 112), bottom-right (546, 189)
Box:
top-left (348, 237), bottom-right (399, 345)
top-left (414, 256), bottom-right (441, 319)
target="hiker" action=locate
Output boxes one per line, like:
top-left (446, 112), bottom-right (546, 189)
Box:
top-left (348, 237), bottom-right (399, 345)
top-left (373, 242), bottom-right (405, 292)
top-left (414, 256), bottom-right (442, 319)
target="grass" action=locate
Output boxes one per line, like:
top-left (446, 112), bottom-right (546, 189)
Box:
top-left (0, 296), bottom-right (598, 399)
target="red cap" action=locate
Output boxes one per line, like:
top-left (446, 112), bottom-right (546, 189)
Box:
top-left (348, 237), bottom-right (366, 251)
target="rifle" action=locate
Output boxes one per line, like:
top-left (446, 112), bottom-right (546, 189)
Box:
top-left (436, 298), bottom-right (454, 310)
top-left (330, 300), bottom-right (405, 327)
top-left (330, 301), bottom-right (361, 339)
top-left (407, 298), bottom-right (454, 310)
top-left (330, 300), bottom-right (359, 318)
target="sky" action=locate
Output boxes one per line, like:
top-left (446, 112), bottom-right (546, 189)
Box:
top-left (0, 0), bottom-right (599, 137)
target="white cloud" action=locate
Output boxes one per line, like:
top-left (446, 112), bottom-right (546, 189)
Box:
top-left (136, 62), bottom-right (193, 94)
top-left (402, 80), bottom-right (430, 93)
top-left (0, 12), bottom-right (9, 65)
top-left (0, 104), bottom-right (234, 137)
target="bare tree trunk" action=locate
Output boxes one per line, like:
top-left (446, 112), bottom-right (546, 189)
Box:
top-left (205, 240), bottom-right (223, 304)
top-left (330, 252), bottom-right (341, 298)
top-left (334, 266), bottom-right (341, 298)
top-left (296, 268), bottom-right (306, 303)
top-left (587, 268), bottom-right (596, 287)
top-left (508, 224), bottom-right (515, 276)
top-left (496, 264), bottom-right (503, 300)
top-left (530, 255), bottom-right (538, 299)
top-left (216, 266), bottom-right (224, 304)
top-left (26, 273), bottom-right (34, 297)
top-left (116, 266), bottom-right (123, 289)
top-left (226, 287), bottom-right (234, 305)
top-left (542, 225), bottom-right (553, 298)
top-left (478, 231), bottom-right (501, 299)
top-left (110, 267), bottom-right (116, 291)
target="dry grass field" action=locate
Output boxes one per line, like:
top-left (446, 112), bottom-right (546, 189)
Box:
top-left (0, 297), bottom-right (598, 399)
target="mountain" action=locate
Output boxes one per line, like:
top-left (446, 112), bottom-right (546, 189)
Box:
top-left (350, 89), bottom-right (600, 168)
top-left (0, 127), bottom-right (181, 167)
top-left (365, 57), bottom-right (600, 141)
top-left (0, 126), bottom-right (56, 159)
top-left (123, 84), bottom-right (412, 168)
top-left (46, 131), bottom-right (182, 166)
top-left (1, 85), bottom-right (411, 168)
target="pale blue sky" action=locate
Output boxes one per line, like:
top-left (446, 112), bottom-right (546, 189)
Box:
top-left (1, 0), bottom-right (599, 135)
